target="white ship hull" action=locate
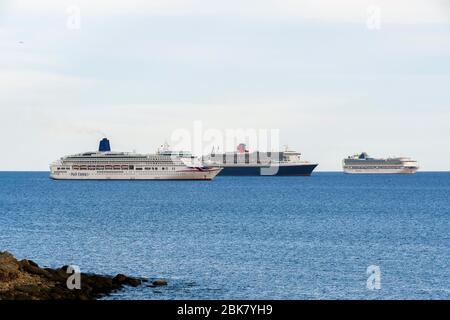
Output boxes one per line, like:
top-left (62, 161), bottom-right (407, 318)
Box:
top-left (50, 168), bottom-right (222, 180)
top-left (343, 167), bottom-right (418, 174)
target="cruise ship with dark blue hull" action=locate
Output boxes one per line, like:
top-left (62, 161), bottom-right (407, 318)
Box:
top-left (203, 143), bottom-right (318, 176)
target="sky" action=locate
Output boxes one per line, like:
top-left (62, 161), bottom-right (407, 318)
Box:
top-left (0, 0), bottom-right (449, 171)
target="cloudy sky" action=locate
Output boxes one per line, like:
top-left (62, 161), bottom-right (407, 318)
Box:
top-left (0, 0), bottom-right (449, 170)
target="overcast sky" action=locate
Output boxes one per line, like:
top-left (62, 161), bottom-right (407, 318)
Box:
top-left (0, 0), bottom-right (449, 171)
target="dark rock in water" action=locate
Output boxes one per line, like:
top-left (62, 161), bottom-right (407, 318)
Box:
top-left (0, 251), bottom-right (148, 300)
top-left (82, 274), bottom-right (116, 295)
top-left (152, 279), bottom-right (168, 286)
top-left (113, 274), bottom-right (142, 287)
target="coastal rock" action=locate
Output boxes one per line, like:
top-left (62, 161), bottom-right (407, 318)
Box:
top-left (152, 279), bottom-right (168, 286)
top-left (0, 252), bottom-right (20, 282)
top-left (42, 267), bottom-right (67, 281)
top-left (0, 251), bottom-right (148, 300)
top-left (82, 274), bottom-right (115, 294)
top-left (113, 274), bottom-right (142, 287)
top-left (18, 259), bottom-right (52, 278)
top-left (14, 284), bottom-right (41, 295)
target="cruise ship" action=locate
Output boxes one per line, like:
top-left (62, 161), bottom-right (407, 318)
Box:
top-left (203, 143), bottom-right (318, 176)
top-left (50, 138), bottom-right (222, 180)
top-left (342, 152), bottom-right (419, 174)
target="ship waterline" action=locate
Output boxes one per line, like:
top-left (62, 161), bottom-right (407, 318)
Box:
top-left (50, 138), bottom-right (222, 181)
top-left (342, 167), bottom-right (418, 174)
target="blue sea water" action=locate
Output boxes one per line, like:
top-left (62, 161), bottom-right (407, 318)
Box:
top-left (0, 172), bottom-right (449, 300)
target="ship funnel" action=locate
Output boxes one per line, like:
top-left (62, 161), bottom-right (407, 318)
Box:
top-left (99, 138), bottom-right (111, 152)
top-left (359, 152), bottom-right (368, 159)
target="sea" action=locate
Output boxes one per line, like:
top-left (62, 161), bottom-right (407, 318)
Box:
top-left (0, 172), bottom-right (449, 300)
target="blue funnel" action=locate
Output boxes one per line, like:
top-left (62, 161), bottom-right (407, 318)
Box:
top-left (99, 138), bottom-right (111, 152)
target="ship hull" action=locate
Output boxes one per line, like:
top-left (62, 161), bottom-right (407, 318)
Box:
top-left (217, 164), bottom-right (318, 176)
top-left (343, 167), bottom-right (418, 174)
top-left (50, 168), bottom-right (222, 180)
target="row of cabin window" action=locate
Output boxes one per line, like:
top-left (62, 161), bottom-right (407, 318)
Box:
top-left (345, 166), bottom-right (404, 169)
top-left (68, 158), bottom-right (177, 162)
top-left (72, 166), bottom-right (176, 171)
top-left (137, 167), bottom-right (176, 171)
top-left (68, 162), bottom-right (179, 165)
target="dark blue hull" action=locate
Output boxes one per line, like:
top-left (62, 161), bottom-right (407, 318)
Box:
top-left (218, 164), bottom-right (318, 176)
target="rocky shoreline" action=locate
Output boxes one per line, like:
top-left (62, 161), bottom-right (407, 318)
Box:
top-left (0, 251), bottom-right (166, 300)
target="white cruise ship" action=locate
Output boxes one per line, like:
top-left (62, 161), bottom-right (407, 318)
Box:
top-left (50, 139), bottom-right (222, 180)
top-left (343, 152), bottom-right (419, 174)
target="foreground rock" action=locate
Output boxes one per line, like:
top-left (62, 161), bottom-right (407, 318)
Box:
top-left (151, 279), bottom-right (168, 286)
top-left (0, 251), bottom-right (144, 300)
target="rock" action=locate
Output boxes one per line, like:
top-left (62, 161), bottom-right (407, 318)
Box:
top-left (0, 251), bottom-right (147, 300)
top-left (113, 274), bottom-right (142, 287)
top-left (3, 292), bottom-right (33, 300)
top-left (83, 274), bottom-right (115, 295)
top-left (43, 268), bottom-right (67, 281)
top-left (14, 284), bottom-right (41, 295)
top-left (60, 265), bottom-right (69, 272)
top-left (56, 267), bottom-right (70, 280)
top-left (28, 260), bottom-right (39, 268)
top-left (112, 273), bottom-right (127, 284)
top-left (152, 279), bottom-right (168, 286)
top-left (19, 260), bottom-right (52, 278)
top-left (0, 251), bottom-right (20, 282)
top-left (49, 286), bottom-right (70, 300)
top-left (23, 259), bottom-right (39, 268)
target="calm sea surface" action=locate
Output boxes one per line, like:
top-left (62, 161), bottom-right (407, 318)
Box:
top-left (0, 172), bottom-right (449, 299)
